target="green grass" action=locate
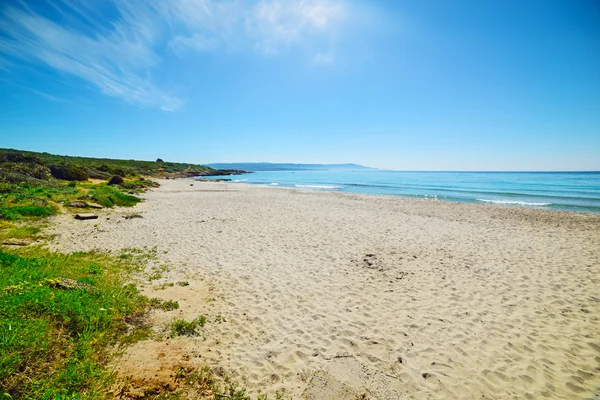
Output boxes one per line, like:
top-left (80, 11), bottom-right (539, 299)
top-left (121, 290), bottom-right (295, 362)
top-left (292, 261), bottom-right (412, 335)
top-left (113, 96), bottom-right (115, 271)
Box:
top-left (148, 298), bottom-right (179, 311)
top-left (168, 366), bottom-right (287, 400)
top-left (88, 185), bottom-right (141, 208)
top-left (0, 225), bottom-right (41, 240)
top-left (0, 248), bottom-right (150, 399)
top-left (0, 180), bottom-right (142, 223)
top-left (0, 205), bottom-right (54, 220)
top-left (170, 316), bottom-right (207, 337)
top-left (0, 150), bottom-right (274, 399)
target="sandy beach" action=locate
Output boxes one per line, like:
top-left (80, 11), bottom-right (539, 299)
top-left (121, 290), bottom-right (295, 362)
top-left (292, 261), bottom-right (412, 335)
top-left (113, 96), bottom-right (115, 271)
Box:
top-left (47, 179), bottom-right (600, 399)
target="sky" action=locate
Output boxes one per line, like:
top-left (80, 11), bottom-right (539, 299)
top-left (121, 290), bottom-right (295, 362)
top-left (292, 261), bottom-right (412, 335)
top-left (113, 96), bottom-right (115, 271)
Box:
top-left (0, 0), bottom-right (599, 171)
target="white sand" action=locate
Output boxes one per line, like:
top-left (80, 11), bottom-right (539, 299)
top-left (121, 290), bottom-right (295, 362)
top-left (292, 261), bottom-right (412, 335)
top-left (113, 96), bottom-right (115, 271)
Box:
top-left (48, 179), bottom-right (600, 399)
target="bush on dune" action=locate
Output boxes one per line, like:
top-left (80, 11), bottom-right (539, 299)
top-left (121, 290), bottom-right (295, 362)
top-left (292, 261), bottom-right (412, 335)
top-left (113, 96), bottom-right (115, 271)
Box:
top-left (108, 175), bottom-right (124, 185)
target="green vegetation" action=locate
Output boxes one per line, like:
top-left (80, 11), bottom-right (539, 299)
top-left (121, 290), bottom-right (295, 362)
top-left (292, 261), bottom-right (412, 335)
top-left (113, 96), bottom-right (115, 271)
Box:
top-left (0, 224), bottom-right (40, 240)
top-left (148, 298), bottom-right (180, 311)
top-left (0, 180), bottom-right (143, 224)
top-left (0, 148), bottom-right (217, 184)
top-left (88, 185), bottom-right (141, 208)
top-left (170, 316), bottom-right (207, 337)
top-left (0, 182), bottom-right (69, 221)
top-left (174, 366), bottom-right (257, 400)
top-left (0, 149), bottom-right (269, 399)
top-left (0, 248), bottom-right (149, 399)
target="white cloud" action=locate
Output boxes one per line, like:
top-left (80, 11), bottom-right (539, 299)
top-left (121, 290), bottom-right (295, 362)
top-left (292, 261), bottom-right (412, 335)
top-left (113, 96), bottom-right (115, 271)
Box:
top-left (168, 34), bottom-right (217, 54)
top-left (249, 0), bottom-right (343, 55)
top-left (0, 0), bottom-right (348, 109)
top-left (313, 51), bottom-right (334, 65)
top-left (0, 0), bottom-right (178, 110)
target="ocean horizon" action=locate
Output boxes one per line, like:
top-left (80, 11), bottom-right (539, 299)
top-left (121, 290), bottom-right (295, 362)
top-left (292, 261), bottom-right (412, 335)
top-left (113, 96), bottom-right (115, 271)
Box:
top-left (200, 170), bottom-right (600, 214)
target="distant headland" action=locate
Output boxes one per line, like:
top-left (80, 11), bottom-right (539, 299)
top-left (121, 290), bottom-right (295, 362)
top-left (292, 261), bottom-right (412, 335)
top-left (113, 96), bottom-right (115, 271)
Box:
top-left (205, 162), bottom-right (375, 172)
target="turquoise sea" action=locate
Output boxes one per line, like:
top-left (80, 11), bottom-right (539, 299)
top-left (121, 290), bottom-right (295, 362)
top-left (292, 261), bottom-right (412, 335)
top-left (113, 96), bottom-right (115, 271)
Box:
top-left (200, 170), bottom-right (600, 213)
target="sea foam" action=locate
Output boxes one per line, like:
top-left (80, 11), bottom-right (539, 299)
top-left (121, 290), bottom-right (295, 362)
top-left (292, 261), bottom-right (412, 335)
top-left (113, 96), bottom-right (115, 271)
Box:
top-left (477, 199), bottom-right (551, 206)
top-left (295, 184), bottom-right (342, 189)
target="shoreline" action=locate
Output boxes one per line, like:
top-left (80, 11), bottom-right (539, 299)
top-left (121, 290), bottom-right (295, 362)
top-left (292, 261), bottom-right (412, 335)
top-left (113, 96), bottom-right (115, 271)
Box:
top-left (198, 170), bottom-right (600, 215)
top-left (47, 178), bottom-right (600, 399)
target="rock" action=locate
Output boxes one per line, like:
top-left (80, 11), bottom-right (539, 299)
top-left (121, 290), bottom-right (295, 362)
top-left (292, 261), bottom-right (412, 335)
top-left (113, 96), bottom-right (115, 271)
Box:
top-left (75, 213), bottom-right (98, 220)
top-left (67, 201), bottom-right (87, 208)
top-left (45, 277), bottom-right (95, 291)
top-left (87, 203), bottom-right (103, 209)
top-left (1, 238), bottom-right (29, 246)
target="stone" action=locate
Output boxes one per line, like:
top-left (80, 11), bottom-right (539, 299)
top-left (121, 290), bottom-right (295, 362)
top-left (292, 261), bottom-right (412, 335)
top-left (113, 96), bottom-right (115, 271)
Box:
top-left (67, 201), bottom-right (87, 208)
top-left (87, 203), bottom-right (103, 209)
top-left (1, 238), bottom-right (29, 246)
top-left (45, 277), bottom-right (95, 291)
top-left (75, 213), bottom-right (98, 220)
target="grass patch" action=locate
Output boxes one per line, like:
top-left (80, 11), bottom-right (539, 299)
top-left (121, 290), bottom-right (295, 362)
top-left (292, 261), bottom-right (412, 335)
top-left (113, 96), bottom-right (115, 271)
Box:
top-left (0, 205), bottom-right (54, 220)
top-left (0, 225), bottom-right (41, 240)
top-left (154, 282), bottom-right (175, 290)
top-left (148, 298), bottom-right (180, 311)
top-left (170, 366), bottom-right (287, 400)
top-left (0, 248), bottom-right (151, 399)
top-left (170, 316), bottom-right (207, 337)
top-left (88, 185), bottom-right (141, 208)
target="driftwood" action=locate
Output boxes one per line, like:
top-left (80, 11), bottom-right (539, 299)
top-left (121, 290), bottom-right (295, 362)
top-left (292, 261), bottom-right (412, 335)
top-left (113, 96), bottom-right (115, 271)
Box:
top-left (74, 213), bottom-right (98, 220)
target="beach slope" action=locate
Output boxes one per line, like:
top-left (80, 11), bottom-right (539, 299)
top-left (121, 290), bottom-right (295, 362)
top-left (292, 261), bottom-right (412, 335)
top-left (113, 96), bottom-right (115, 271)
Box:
top-left (48, 179), bottom-right (600, 399)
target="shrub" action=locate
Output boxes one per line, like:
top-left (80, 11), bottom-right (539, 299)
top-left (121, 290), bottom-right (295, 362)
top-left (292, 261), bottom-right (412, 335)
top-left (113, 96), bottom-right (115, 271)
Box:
top-left (87, 169), bottom-right (111, 180)
top-left (108, 175), bottom-right (124, 185)
top-left (49, 164), bottom-right (88, 181)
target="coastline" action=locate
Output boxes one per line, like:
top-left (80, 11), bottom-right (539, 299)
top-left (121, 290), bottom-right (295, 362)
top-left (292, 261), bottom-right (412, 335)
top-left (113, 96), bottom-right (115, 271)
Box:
top-left (47, 178), bottom-right (600, 399)
top-left (207, 169), bottom-right (600, 214)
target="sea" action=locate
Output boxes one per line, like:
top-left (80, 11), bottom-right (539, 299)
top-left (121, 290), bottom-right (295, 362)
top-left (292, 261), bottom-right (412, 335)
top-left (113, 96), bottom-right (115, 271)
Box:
top-left (198, 170), bottom-right (600, 214)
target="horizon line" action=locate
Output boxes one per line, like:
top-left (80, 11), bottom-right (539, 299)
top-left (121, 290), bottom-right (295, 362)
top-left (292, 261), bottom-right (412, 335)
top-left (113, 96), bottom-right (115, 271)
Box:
top-left (2, 148), bottom-right (599, 173)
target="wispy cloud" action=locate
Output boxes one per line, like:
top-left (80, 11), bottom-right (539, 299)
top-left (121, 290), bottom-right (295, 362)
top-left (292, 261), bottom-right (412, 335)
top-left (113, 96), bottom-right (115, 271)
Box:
top-left (249, 0), bottom-right (344, 54)
top-left (0, 0), bottom-right (348, 110)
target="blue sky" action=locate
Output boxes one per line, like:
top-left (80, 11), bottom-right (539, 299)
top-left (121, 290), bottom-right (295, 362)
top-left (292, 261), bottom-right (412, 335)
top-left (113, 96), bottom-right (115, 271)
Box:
top-left (0, 0), bottom-right (599, 170)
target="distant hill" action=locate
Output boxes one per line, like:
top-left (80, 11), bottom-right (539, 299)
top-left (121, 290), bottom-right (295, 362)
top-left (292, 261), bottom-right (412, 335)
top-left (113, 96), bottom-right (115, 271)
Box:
top-left (206, 162), bottom-right (375, 172)
top-left (0, 148), bottom-right (234, 183)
